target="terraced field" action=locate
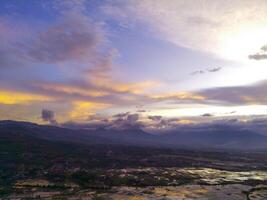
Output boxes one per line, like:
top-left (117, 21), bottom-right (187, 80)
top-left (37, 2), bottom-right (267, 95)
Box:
top-left (2, 168), bottom-right (267, 200)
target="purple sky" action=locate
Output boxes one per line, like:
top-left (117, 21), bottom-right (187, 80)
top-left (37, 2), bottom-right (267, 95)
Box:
top-left (1, 0), bottom-right (267, 132)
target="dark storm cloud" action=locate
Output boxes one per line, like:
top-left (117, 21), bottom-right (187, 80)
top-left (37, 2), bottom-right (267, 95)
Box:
top-left (41, 109), bottom-right (57, 125)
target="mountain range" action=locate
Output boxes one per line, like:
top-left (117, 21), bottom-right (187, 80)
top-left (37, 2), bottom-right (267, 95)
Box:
top-left (1, 120), bottom-right (267, 150)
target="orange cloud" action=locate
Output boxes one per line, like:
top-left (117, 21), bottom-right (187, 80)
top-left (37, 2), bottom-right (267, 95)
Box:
top-left (37, 83), bottom-right (109, 97)
top-left (0, 90), bottom-right (52, 105)
top-left (69, 101), bottom-right (111, 121)
top-left (89, 75), bottom-right (162, 94)
top-left (150, 92), bottom-right (205, 101)
top-left (177, 119), bottom-right (194, 124)
top-left (111, 81), bottom-right (162, 94)
top-left (240, 96), bottom-right (262, 105)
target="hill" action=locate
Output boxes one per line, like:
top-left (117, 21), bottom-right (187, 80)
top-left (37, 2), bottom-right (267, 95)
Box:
top-left (1, 120), bottom-right (267, 149)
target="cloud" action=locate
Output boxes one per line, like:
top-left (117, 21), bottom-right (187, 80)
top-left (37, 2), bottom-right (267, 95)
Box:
top-left (62, 120), bottom-right (108, 130)
top-left (248, 53), bottom-right (267, 60)
top-left (41, 109), bottom-right (57, 125)
top-left (102, 0), bottom-right (267, 60)
top-left (58, 113), bottom-right (267, 135)
top-left (0, 16), bottom-right (33, 68)
top-left (62, 112), bottom-right (143, 130)
top-left (207, 67), bottom-right (221, 72)
top-left (190, 67), bottom-right (221, 75)
top-left (0, 0), bottom-right (121, 85)
top-left (85, 73), bottom-right (161, 95)
top-left (146, 117), bottom-right (194, 131)
top-left (113, 112), bottom-right (140, 124)
top-left (190, 70), bottom-right (205, 75)
top-left (198, 80), bottom-right (267, 105)
top-left (6, 78), bottom-right (267, 124)
top-left (0, 7), bottom-right (110, 69)
top-left (26, 15), bottom-right (103, 65)
top-left (261, 45), bottom-right (267, 52)
top-left (69, 101), bottom-right (110, 122)
top-left (127, 113), bottom-right (139, 124)
top-left (61, 113), bottom-right (189, 132)
top-left (148, 115), bottom-right (162, 121)
top-left (228, 111), bottom-right (236, 114)
top-left (3, 1), bottom-right (267, 126)
top-left (55, 109), bottom-right (267, 135)
top-left (185, 117), bottom-right (267, 136)
top-left (150, 92), bottom-right (205, 102)
top-left (248, 44), bottom-right (267, 60)
top-left (137, 109), bottom-right (146, 113)
top-left (110, 112), bottom-right (143, 130)
top-left (0, 1), bottom-right (163, 121)
top-left (202, 113), bottom-right (214, 117)
top-left (27, 79), bottom-right (162, 108)
top-left (0, 2), bottom-right (124, 126)
top-left (145, 115), bottom-right (267, 134)
top-left (113, 112), bottom-right (130, 119)
top-left (0, 90), bottom-right (52, 105)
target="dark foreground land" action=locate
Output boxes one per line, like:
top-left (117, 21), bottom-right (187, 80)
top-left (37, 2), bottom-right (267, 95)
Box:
top-left (0, 121), bottom-right (267, 199)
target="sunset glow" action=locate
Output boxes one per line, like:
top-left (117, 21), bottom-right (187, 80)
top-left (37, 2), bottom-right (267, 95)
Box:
top-left (1, 0), bottom-right (267, 130)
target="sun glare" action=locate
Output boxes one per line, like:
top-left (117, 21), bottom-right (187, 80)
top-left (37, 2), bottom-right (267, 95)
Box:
top-left (221, 26), bottom-right (267, 61)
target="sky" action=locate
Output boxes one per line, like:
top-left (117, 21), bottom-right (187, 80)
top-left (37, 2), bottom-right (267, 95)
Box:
top-left (1, 0), bottom-right (267, 132)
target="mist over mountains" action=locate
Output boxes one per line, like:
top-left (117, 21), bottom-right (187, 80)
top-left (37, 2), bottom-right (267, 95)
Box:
top-left (1, 120), bottom-right (267, 150)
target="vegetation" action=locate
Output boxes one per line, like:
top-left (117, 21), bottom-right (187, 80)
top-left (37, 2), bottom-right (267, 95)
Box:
top-left (1, 126), bottom-right (267, 198)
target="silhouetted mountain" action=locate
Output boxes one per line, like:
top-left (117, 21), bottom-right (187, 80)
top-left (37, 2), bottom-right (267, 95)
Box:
top-left (0, 120), bottom-right (152, 146)
top-left (1, 120), bottom-right (267, 149)
top-left (159, 127), bottom-right (267, 149)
